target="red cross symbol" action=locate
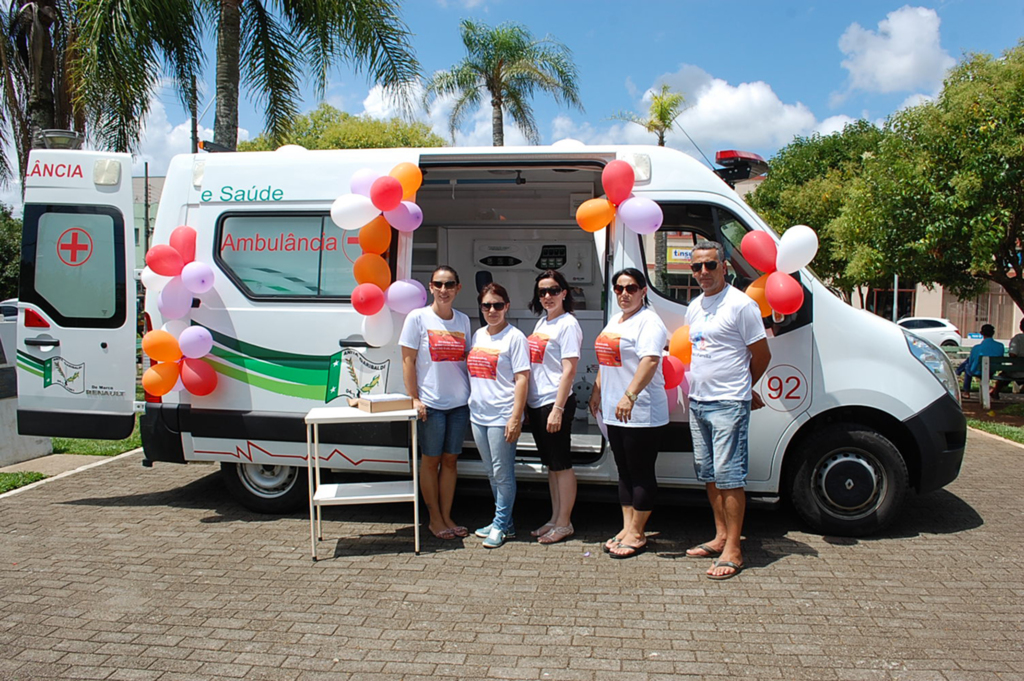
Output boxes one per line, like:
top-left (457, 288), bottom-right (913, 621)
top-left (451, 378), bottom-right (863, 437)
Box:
top-left (57, 228), bottom-right (93, 267)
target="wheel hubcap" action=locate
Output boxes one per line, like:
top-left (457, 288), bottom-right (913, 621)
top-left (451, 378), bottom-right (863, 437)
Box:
top-left (814, 451), bottom-right (882, 516)
top-left (237, 464), bottom-right (297, 499)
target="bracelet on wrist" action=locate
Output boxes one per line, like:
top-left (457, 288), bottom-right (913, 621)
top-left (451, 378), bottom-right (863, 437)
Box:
top-left (552, 405), bottom-right (564, 412)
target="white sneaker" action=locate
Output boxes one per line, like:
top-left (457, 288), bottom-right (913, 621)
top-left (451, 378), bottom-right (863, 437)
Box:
top-left (482, 527), bottom-right (506, 549)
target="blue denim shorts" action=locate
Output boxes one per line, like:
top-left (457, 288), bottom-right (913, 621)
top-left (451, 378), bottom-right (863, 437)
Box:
top-left (418, 405), bottom-right (470, 457)
top-left (689, 399), bottom-right (751, 490)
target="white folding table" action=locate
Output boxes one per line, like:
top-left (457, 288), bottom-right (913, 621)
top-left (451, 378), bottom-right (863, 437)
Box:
top-left (304, 406), bottom-right (419, 560)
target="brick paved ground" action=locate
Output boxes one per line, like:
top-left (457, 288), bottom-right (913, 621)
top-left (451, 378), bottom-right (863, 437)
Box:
top-left (0, 431), bottom-right (1021, 681)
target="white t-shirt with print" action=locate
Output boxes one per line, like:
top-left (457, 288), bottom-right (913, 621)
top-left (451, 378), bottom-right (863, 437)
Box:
top-left (686, 284), bottom-right (767, 402)
top-left (595, 307), bottom-right (669, 428)
top-left (467, 324), bottom-right (532, 427)
top-left (527, 312), bottom-right (583, 409)
top-left (398, 306), bottom-right (471, 410)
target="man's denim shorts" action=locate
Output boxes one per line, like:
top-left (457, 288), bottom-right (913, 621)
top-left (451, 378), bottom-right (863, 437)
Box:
top-left (418, 405), bottom-right (470, 457)
top-left (689, 399), bottom-right (751, 490)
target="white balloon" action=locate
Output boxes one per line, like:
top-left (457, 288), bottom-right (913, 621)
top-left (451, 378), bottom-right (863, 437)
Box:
top-left (330, 194), bottom-right (380, 231)
top-left (775, 224), bottom-right (819, 274)
top-left (362, 309), bottom-right (394, 347)
top-left (141, 267), bottom-right (172, 292)
top-left (161, 320), bottom-right (189, 339)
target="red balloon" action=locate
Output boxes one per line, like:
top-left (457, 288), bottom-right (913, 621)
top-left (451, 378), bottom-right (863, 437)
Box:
top-left (146, 244), bottom-right (184, 277)
top-left (602, 160), bottom-right (635, 205)
top-left (663, 355), bottom-right (685, 390)
top-left (351, 283), bottom-right (385, 316)
top-left (740, 231), bottom-right (778, 273)
top-left (370, 176), bottom-right (403, 212)
top-left (765, 271), bottom-right (804, 315)
top-left (169, 226), bottom-right (197, 264)
top-left (180, 358), bottom-right (218, 396)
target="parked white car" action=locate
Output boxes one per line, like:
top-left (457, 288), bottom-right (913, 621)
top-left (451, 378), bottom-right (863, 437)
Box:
top-left (897, 317), bottom-right (962, 347)
top-left (1, 298), bottom-right (17, 323)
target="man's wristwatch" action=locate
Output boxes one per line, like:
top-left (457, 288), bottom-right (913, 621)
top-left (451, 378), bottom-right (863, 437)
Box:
top-left (624, 390), bottom-right (638, 403)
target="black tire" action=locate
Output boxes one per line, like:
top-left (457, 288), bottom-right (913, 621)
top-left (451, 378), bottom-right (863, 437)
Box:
top-left (219, 462), bottom-right (307, 514)
top-left (786, 424), bottom-right (908, 537)
top-left (941, 340), bottom-right (958, 347)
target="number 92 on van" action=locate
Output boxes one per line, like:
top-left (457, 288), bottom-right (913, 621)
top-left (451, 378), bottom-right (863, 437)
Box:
top-left (761, 365), bottom-right (808, 412)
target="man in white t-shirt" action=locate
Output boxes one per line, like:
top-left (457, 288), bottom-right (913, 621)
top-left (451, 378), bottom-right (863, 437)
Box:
top-left (684, 240), bottom-right (772, 580)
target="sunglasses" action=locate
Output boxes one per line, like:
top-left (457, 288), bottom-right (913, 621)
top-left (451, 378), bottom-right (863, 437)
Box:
top-left (431, 280), bottom-right (458, 290)
top-left (480, 302), bottom-right (507, 311)
top-left (538, 286), bottom-right (563, 298)
top-left (690, 261), bottom-right (720, 273)
top-left (613, 283), bottom-right (642, 295)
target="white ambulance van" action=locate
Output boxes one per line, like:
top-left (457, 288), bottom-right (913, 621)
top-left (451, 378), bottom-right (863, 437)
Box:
top-left (16, 144), bottom-right (966, 536)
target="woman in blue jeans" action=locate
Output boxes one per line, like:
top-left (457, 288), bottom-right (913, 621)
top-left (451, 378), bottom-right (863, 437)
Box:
top-left (467, 283), bottom-right (531, 548)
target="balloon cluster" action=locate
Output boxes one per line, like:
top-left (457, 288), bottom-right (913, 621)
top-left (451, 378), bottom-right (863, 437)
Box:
top-left (740, 226), bottom-right (818, 317)
top-left (664, 326), bottom-right (692, 406)
top-left (140, 227), bottom-right (219, 397)
top-left (329, 163), bottom-right (428, 347)
top-left (575, 160), bottom-right (664, 235)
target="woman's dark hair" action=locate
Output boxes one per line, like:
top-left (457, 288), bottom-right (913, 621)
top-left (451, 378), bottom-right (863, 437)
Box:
top-left (528, 269), bottom-right (575, 315)
top-left (611, 267), bottom-right (649, 306)
top-left (431, 265), bottom-right (460, 284)
top-left (478, 282), bottom-right (510, 305)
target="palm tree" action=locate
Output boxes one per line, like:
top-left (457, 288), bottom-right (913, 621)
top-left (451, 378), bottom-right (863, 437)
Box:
top-left (612, 84), bottom-right (684, 146)
top-left (424, 19), bottom-right (582, 146)
top-left (208, 0), bottom-right (420, 151)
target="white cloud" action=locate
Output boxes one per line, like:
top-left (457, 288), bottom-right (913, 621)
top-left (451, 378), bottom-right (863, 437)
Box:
top-left (837, 6), bottom-right (954, 96)
top-left (897, 92), bottom-right (933, 110)
top-left (815, 115), bottom-right (857, 136)
top-left (133, 94), bottom-right (249, 176)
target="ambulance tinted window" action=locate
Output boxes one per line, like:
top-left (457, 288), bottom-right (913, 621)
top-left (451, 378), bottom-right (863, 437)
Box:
top-left (216, 214), bottom-right (366, 298)
top-left (19, 204), bottom-right (125, 328)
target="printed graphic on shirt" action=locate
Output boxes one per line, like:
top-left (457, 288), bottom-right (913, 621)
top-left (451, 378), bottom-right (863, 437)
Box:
top-left (467, 346), bottom-right (500, 379)
top-left (595, 332), bottom-right (622, 367)
top-left (692, 330), bottom-right (708, 354)
top-left (527, 333), bottom-right (551, 364)
top-left (427, 329), bottom-right (466, 362)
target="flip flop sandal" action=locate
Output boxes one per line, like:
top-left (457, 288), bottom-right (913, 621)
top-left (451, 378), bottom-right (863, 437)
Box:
top-left (432, 527), bottom-right (457, 540)
top-left (531, 523), bottom-right (556, 537)
top-left (450, 526), bottom-right (469, 538)
top-left (707, 561), bottom-right (744, 580)
top-left (538, 525), bottom-right (574, 545)
top-left (602, 536), bottom-right (622, 553)
top-left (685, 543), bottom-right (722, 559)
top-left (609, 542), bottom-right (647, 559)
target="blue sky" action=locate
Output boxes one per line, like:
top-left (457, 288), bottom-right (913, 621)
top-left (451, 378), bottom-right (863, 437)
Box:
top-left (4, 0), bottom-right (1023, 208)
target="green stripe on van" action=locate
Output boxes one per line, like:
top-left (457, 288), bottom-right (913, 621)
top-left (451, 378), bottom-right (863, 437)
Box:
top-left (208, 344), bottom-right (324, 385)
top-left (16, 351), bottom-right (45, 371)
top-left (17, 360), bottom-right (43, 378)
top-left (205, 358), bottom-right (326, 400)
top-left (202, 325), bottom-right (332, 368)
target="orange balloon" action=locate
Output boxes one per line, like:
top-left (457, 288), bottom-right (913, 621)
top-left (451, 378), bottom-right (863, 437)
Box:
top-left (745, 273), bottom-right (772, 317)
top-left (353, 253), bottom-right (391, 291)
top-left (576, 198), bottom-right (615, 233)
top-left (669, 326), bottom-right (692, 364)
top-left (359, 215), bottom-right (392, 255)
top-left (142, 362), bottom-right (180, 397)
top-left (389, 162), bottom-right (423, 200)
top-left (142, 330), bottom-right (182, 363)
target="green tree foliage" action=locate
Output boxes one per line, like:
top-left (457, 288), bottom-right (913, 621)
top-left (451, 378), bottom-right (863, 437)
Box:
top-left (424, 19), bottom-right (582, 146)
top-left (238, 103), bottom-right (445, 150)
top-left (833, 42), bottom-right (1024, 312)
top-left (747, 120), bottom-right (884, 294)
top-left (0, 203), bottom-right (22, 300)
top-left (209, 0), bottom-right (420, 152)
top-left (612, 84), bottom-right (685, 147)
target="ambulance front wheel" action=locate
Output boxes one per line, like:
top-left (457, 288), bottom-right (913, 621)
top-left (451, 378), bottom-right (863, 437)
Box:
top-left (787, 424), bottom-right (908, 537)
top-left (220, 462), bottom-right (307, 513)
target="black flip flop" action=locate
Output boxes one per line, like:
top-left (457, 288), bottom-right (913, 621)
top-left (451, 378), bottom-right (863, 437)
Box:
top-left (609, 542), bottom-right (647, 559)
top-left (707, 560), bottom-right (744, 580)
top-left (685, 543), bottom-right (722, 559)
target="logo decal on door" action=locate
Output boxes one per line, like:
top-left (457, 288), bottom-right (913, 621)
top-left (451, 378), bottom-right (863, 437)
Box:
top-left (44, 357), bottom-right (85, 394)
top-left (56, 227), bottom-right (93, 267)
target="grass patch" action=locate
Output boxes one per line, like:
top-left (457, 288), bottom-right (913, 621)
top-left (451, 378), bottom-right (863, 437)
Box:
top-left (967, 418), bottom-right (1024, 445)
top-left (51, 414), bottom-right (142, 457)
top-left (998, 402), bottom-right (1024, 418)
top-left (0, 471), bottom-right (46, 493)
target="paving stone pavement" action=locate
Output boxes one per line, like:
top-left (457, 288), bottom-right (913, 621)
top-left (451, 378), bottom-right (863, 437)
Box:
top-left (0, 430), bottom-right (1022, 681)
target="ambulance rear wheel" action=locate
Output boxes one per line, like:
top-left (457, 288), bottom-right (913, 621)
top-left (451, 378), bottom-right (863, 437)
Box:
top-left (220, 462), bottom-right (307, 514)
top-left (787, 424), bottom-right (908, 537)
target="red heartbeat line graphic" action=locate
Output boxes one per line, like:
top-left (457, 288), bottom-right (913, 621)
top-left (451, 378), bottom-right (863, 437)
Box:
top-left (194, 441), bottom-right (406, 466)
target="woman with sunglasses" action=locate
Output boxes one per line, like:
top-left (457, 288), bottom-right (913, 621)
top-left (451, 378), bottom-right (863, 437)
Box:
top-left (468, 283), bottom-right (531, 549)
top-left (588, 268), bottom-right (669, 559)
top-left (399, 266), bottom-right (472, 541)
top-left (525, 270), bottom-right (583, 544)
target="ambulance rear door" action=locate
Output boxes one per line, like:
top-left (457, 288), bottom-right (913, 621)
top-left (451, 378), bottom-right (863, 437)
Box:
top-left (17, 151), bottom-right (137, 439)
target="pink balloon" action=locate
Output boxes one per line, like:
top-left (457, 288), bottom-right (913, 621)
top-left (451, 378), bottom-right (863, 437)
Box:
top-left (158, 277), bottom-right (193, 320)
top-left (370, 176), bottom-right (403, 212)
top-left (740, 231), bottom-right (777, 273)
top-left (383, 201), bottom-right (423, 232)
top-left (181, 261), bottom-right (215, 294)
top-left (181, 358), bottom-right (218, 396)
top-left (146, 244), bottom-right (184, 277)
top-left (178, 325), bottom-right (214, 359)
top-left (618, 196), bottom-right (663, 234)
top-left (663, 355), bottom-right (685, 390)
top-left (350, 168), bottom-right (383, 197)
top-left (385, 278), bottom-right (428, 314)
top-left (765, 271), bottom-right (804, 315)
top-left (169, 226), bottom-right (197, 264)
top-left (351, 283), bottom-right (385, 316)
top-left (602, 160), bottom-right (635, 205)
